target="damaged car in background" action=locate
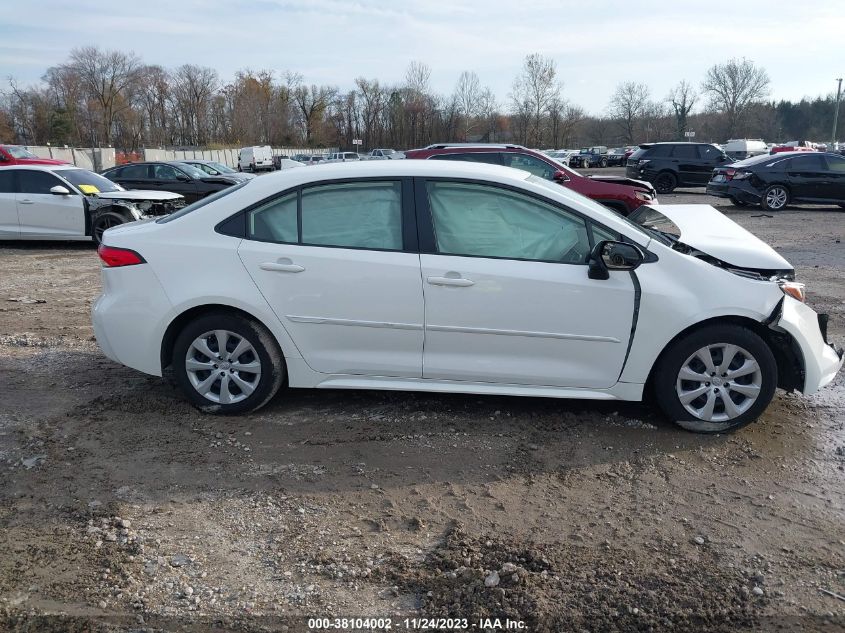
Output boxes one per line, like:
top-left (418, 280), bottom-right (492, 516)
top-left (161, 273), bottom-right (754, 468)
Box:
top-left (0, 165), bottom-right (184, 243)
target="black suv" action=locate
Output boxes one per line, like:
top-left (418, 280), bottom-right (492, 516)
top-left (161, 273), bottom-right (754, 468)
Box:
top-left (626, 142), bottom-right (732, 193)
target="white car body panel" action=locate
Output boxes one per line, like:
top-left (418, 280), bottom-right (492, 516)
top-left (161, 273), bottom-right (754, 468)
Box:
top-left (96, 190), bottom-right (183, 202)
top-left (17, 191), bottom-right (84, 238)
top-left (90, 161), bottom-right (841, 410)
top-left (0, 189), bottom-right (19, 237)
top-left (419, 254), bottom-right (635, 388)
top-left (238, 242), bottom-right (425, 377)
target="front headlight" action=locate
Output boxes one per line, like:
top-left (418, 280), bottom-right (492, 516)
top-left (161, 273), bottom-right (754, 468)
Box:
top-left (635, 191), bottom-right (653, 202)
top-left (780, 281), bottom-right (805, 302)
top-left (137, 200), bottom-right (152, 212)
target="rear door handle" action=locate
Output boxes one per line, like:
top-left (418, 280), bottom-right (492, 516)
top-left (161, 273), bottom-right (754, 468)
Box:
top-left (19, 199), bottom-right (34, 205)
top-left (427, 276), bottom-right (474, 287)
top-left (260, 259), bottom-right (305, 273)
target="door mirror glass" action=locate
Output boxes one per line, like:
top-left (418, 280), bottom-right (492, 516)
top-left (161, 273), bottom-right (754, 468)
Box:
top-left (175, 173), bottom-right (191, 182)
top-left (553, 169), bottom-right (569, 183)
top-left (589, 240), bottom-right (644, 280)
top-left (50, 185), bottom-right (71, 196)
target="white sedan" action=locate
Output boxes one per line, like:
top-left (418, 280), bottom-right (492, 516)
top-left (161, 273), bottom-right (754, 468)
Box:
top-left (91, 161), bottom-right (842, 433)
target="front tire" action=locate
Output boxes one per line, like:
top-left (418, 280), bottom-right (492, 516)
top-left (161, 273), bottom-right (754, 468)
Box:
top-left (653, 324), bottom-right (777, 433)
top-left (92, 212), bottom-right (127, 244)
top-left (654, 171), bottom-right (677, 194)
top-left (761, 184), bottom-right (789, 211)
top-left (172, 312), bottom-right (285, 414)
top-left (600, 158), bottom-right (608, 168)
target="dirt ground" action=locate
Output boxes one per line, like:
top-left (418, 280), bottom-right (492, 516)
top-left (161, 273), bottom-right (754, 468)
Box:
top-left (1, 181), bottom-right (844, 633)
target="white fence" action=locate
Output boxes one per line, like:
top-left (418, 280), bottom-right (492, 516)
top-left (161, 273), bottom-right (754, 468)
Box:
top-left (23, 146), bottom-right (337, 171)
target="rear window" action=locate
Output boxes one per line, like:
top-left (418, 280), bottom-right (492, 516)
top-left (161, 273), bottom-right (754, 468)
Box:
top-left (644, 144), bottom-right (673, 157)
top-left (157, 181), bottom-right (249, 224)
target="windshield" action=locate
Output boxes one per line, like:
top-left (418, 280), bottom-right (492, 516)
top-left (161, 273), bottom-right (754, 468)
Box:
top-left (209, 161), bottom-right (235, 173)
top-left (157, 180), bottom-right (248, 224)
top-left (526, 174), bottom-right (649, 240)
top-left (61, 168), bottom-right (124, 194)
top-left (6, 146), bottom-right (38, 159)
top-left (174, 162), bottom-right (209, 179)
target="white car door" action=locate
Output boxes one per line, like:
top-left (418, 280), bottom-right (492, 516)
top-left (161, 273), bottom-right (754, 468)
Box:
top-left (0, 169), bottom-right (18, 237)
top-left (418, 179), bottom-right (636, 389)
top-left (238, 179), bottom-right (425, 377)
top-left (17, 170), bottom-right (85, 238)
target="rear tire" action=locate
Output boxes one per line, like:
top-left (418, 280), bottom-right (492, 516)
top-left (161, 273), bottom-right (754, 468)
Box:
top-left (92, 211), bottom-right (128, 244)
top-left (172, 312), bottom-right (285, 415)
top-left (761, 184), bottom-right (789, 211)
top-left (654, 171), bottom-right (677, 194)
top-left (653, 324), bottom-right (777, 433)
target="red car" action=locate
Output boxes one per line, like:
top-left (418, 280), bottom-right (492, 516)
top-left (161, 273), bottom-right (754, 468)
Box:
top-left (403, 144), bottom-right (656, 214)
top-left (0, 145), bottom-right (68, 166)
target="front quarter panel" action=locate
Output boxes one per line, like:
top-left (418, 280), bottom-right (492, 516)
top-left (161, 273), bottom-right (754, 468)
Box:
top-left (777, 296), bottom-right (843, 394)
top-left (620, 243), bottom-right (785, 384)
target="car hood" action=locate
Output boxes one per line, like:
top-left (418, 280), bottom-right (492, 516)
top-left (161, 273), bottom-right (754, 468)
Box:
top-left (96, 190), bottom-right (184, 201)
top-left (631, 204), bottom-right (792, 270)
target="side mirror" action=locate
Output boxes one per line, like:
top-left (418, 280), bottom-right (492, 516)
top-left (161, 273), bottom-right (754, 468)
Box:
top-left (175, 174), bottom-right (191, 182)
top-left (553, 169), bottom-right (569, 183)
top-left (588, 240), bottom-right (645, 280)
top-left (0, 154), bottom-right (7, 162)
top-left (50, 185), bottom-right (71, 196)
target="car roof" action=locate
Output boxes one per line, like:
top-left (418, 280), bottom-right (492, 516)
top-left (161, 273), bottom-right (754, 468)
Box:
top-left (0, 164), bottom-right (82, 172)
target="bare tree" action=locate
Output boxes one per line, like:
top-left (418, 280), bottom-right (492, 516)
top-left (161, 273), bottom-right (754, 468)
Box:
top-left (667, 80), bottom-right (697, 140)
top-left (294, 82), bottom-right (335, 145)
top-left (453, 71), bottom-right (482, 140)
top-left (608, 81), bottom-right (650, 144)
top-left (701, 58), bottom-right (770, 138)
top-left (68, 46), bottom-right (142, 144)
top-left (170, 64), bottom-right (218, 145)
top-left (510, 53), bottom-right (561, 146)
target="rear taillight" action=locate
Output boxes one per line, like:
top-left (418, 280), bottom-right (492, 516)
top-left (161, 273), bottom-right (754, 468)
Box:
top-left (98, 244), bottom-right (146, 267)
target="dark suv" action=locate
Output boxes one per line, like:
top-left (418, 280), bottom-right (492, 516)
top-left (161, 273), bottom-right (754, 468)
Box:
top-left (626, 142), bottom-right (732, 193)
top-left (404, 144), bottom-right (656, 215)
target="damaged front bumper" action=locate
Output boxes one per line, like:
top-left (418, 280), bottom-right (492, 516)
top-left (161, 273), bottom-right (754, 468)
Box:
top-left (775, 296), bottom-right (844, 395)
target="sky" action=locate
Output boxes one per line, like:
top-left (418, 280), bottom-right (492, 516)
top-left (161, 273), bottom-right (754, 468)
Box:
top-left (2, 0), bottom-right (844, 114)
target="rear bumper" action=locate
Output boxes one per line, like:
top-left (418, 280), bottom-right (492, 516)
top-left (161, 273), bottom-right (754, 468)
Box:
top-left (706, 181), bottom-right (761, 204)
top-left (776, 296), bottom-right (843, 395)
top-left (92, 264), bottom-right (173, 376)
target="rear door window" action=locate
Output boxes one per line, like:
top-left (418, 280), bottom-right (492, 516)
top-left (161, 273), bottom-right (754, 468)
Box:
top-left (502, 153), bottom-right (557, 179)
top-left (789, 155), bottom-right (826, 171)
top-left (120, 164), bottom-right (149, 179)
top-left (671, 145), bottom-right (699, 159)
top-left (646, 145), bottom-right (673, 158)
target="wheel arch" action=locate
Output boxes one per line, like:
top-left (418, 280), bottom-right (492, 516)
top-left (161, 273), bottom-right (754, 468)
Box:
top-left (160, 303), bottom-right (289, 373)
top-left (644, 314), bottom-right (805, 396)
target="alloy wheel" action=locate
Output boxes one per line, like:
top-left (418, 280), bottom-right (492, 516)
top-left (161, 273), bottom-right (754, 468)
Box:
top-left (94, 216), bottom-right (120, 242)
top-left (765, 187), bottom-right (788, 210)
top-left (675, 343), bottom-right (762, 422)
top-left (185, 330), bottom-right (262, 404)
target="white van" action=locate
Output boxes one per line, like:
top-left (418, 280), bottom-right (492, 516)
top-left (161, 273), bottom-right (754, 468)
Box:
top-left (723, 139), bottom-right (768, 160)
top-left (238, 146), bottom-right (274, 172)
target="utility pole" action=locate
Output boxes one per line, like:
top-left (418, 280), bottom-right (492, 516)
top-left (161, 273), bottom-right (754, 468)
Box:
top-left (833, 77), bottom-right (843, 150)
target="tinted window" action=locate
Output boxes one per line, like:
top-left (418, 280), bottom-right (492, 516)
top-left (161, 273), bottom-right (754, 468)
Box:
top-left (18, 170), bottom-right (63, 194)
top-left (790, 155), bottom-right (826, 171)
top-left (671, 145), bottom-right (699, 159)
top-left (644, 145), bottom-right (673, 158)
top-left (426, 181), bottom-right (590, 264)
top-left (699, 145), bottom-right (723, 161)
top-left (429, 152), bottom-right (502, 165)
top-left (153, 164), bottom-right (181, 181)
top-left (502, 153), bottom-right (557, 179)
top-left (248, 193), bottom-right (297, 243)
top-left (120, 164), bottom-right (149, 179)
top-left (826, 155), bottom-right (845, 172)
top-left (301, 181), bottom-right (402, 250)
top-left (0, 170), bottom-right (16, 193)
